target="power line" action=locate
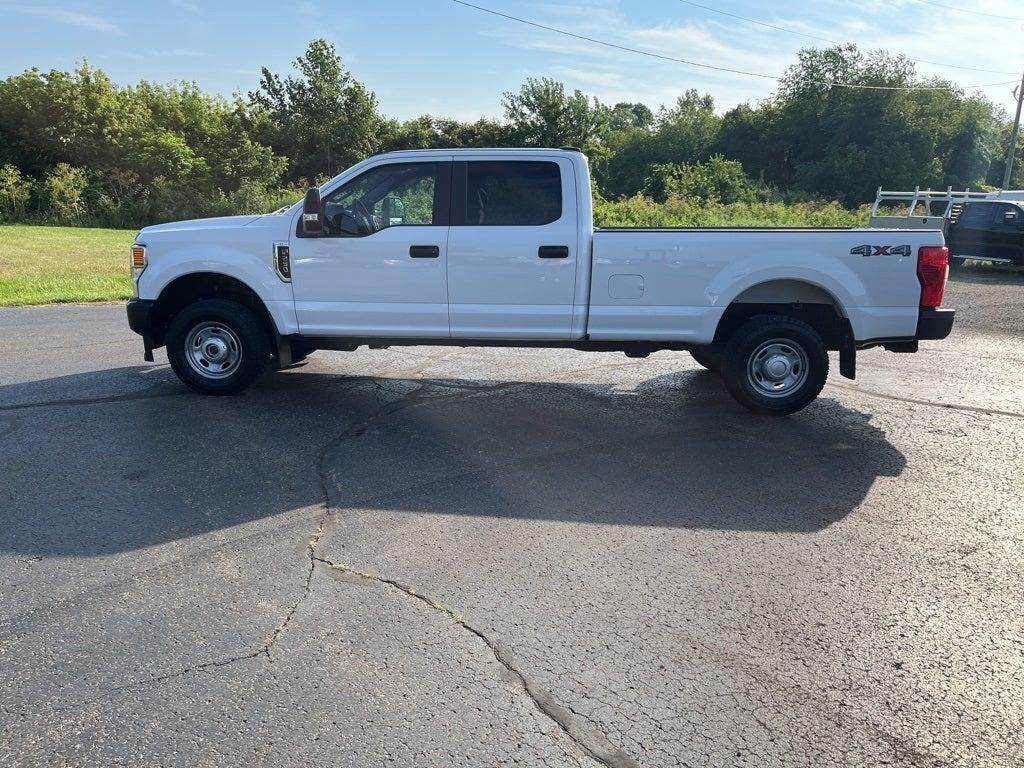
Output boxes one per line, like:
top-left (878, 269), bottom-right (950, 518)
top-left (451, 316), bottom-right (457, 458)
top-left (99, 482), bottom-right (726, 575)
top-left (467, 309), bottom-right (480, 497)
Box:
top-left (674, 0), bottom-right (1020, 76)
top-left (449, 0), bottom-right (1019, 92)
top-left (913, 0), bottom-right (1024, 22)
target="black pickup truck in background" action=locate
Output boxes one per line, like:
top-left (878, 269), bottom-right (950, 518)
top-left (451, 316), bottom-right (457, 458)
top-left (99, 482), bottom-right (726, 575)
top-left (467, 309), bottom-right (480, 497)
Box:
top-left (947, 200), bottom-right (1024, 268)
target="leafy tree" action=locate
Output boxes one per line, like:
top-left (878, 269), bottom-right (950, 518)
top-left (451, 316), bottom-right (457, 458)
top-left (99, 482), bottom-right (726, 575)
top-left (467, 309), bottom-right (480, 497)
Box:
top-left (502, 78), bottom-right (607, 151)
top-left (382, 115), bottom-right (512, 151)
top-left (600, 90), bottom-right (721, 198)
top-left (250, 39), bottom-right (382, 182)
top-left (605, 102), bottom-right (654, 131)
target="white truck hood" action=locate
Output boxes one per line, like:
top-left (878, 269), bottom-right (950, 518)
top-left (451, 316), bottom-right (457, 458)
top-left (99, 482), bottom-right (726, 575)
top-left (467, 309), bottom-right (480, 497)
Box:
top-left (139, 214), bottom-right (265, 238)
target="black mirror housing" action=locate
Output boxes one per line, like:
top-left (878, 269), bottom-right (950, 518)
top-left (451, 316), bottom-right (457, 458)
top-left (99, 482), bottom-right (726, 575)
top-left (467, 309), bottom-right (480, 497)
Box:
top-left (302, 188), bottom-right (323, 235)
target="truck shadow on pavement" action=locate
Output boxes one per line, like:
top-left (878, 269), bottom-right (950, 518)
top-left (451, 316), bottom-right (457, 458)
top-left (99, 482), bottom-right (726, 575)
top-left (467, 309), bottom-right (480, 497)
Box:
top-left (0, 364), bottom-right (906, 557)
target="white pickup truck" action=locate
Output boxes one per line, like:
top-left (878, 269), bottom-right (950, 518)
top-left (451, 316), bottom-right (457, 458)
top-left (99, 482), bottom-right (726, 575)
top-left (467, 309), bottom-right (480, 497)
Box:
top-left (127, 148), bottom-right (954, 415)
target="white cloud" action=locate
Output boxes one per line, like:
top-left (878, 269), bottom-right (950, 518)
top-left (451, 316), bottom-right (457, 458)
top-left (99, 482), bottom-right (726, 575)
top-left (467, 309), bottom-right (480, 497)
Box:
top-left (465, 0), bottom-right (1023, 116)
top-left (0, 4), bottom-right (122, 33)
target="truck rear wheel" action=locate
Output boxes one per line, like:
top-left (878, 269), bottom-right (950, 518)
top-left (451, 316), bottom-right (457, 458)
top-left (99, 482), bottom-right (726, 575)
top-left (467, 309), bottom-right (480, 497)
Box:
top-left (720, 315), bottom-right (828, 416)
top-left (166, 299), bottom-right (272, 395)
top-left (689, 346), bottom-right (721, 372)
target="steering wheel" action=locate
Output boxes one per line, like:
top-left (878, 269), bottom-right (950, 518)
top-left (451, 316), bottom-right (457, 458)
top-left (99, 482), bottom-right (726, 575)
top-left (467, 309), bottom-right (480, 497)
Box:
top-left (352, 199), bottom-right (375, 234)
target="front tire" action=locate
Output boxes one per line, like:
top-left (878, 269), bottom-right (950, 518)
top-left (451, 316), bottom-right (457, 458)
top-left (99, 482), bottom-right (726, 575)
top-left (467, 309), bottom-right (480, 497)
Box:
top-left (689, 346), bottom-right (721, 372)
top-left (720, 315), bottom-right (828, 416)
top-left (166, 299), bottom-right (272, 395)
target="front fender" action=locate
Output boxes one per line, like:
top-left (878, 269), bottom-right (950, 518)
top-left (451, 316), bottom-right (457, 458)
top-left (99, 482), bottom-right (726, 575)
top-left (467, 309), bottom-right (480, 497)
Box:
top-left (138, 244), bottom-right (298, 335)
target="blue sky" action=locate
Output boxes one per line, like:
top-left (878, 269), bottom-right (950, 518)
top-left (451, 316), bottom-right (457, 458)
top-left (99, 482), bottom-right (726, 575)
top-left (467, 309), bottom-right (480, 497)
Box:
top-left (1, 0), bottom-right (1021, 119)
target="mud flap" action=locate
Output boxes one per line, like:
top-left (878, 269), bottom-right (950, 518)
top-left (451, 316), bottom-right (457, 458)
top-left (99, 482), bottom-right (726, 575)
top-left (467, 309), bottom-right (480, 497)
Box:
top-left (839, 333), bottom-right (856, 380)
top-left (275, 335), bottom-right (293, 368)
top-left (143, 336), bottom-right (155, 363)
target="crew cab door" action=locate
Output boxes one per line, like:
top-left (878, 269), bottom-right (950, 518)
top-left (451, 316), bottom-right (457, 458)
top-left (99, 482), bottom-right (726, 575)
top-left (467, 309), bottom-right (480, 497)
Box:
top-left (446, 158), bottom-right (578, 339)
top-left (989, 203), bottom-right (1024, 264)
top-left (289, 160), bottom-right (452, 337)
top-left (949, 202), bottom-right (999, 261)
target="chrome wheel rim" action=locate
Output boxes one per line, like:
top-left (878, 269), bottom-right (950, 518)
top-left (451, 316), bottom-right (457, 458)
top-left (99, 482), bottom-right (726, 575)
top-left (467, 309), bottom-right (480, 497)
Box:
top-left (747, 338), bottom-right (808, 398)
top-left (185, 321), bottom-right (242, 380)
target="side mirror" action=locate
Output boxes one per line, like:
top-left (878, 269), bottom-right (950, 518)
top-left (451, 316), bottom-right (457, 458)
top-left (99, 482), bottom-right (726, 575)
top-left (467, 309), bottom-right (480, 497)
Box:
top-left (302, 188), bottom-right (322, 236)
top-left (381, 195), bottom-right (405, 226)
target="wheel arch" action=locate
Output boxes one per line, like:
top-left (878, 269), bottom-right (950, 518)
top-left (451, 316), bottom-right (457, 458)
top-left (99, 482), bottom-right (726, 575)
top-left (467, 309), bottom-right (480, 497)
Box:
top-left (712, 278), bottom-right (854, 351)
top-left (149, 272), bottom-right (278, 349)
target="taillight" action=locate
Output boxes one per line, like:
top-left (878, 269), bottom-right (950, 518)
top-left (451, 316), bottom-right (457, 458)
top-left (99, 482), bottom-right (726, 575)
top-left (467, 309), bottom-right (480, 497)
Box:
top-left (917, 246), bottom-right (948, 309)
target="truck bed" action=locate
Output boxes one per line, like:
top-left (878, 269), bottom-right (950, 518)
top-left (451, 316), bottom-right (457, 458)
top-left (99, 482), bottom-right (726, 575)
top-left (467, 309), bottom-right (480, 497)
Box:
top-left (586, 228), bottom-right (945, 344)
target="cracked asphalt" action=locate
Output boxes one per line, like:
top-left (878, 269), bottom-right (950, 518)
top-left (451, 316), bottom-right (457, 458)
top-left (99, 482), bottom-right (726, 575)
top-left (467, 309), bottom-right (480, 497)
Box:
top-left (1, 267), bottom-right (1022, 767)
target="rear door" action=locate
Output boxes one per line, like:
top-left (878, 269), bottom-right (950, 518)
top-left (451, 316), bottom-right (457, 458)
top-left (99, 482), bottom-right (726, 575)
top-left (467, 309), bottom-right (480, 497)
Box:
top-left (949, 202), bottom-right (997, 260)
top-left (446, 157), bottom-right (578, 339)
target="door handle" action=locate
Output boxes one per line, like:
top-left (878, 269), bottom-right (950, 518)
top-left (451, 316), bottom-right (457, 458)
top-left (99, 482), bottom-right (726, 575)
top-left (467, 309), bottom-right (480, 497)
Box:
top-left (538, 245), bottom-right (570, 259)
top-left (409, 245), bottom-right (440, 258)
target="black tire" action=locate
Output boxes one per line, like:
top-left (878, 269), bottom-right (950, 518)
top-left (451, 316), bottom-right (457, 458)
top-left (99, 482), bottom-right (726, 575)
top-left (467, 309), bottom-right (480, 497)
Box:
top-left (166, 299), bottom-right (272, 395)
top-left (689, 346), bottom-right (721, 372)
top-left (720, 315), bottom-right (828, 416)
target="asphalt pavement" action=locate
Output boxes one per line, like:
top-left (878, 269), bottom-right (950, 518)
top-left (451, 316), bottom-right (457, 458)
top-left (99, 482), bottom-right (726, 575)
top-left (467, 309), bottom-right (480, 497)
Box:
top-left (1, 269), bottom-right (1022, 767)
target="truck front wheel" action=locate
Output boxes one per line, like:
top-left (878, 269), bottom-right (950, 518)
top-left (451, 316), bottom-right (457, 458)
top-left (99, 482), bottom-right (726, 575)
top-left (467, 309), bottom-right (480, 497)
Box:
top-left (166, 299), bottom-right (272, 395)
top-left (689, 346), bottom-right (721, 372)
top-left (720, 315), bottom-right (828, 416)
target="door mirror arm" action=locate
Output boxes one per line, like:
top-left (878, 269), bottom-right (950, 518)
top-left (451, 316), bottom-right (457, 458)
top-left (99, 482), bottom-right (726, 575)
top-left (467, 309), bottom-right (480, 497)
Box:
top-left (302, 188), bottom-right (323, 236)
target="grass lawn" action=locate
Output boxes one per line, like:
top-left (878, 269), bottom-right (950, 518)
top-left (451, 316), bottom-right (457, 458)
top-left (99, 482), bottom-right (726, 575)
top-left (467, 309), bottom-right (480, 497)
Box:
top-left (0, 225), bottom-right (136, 306)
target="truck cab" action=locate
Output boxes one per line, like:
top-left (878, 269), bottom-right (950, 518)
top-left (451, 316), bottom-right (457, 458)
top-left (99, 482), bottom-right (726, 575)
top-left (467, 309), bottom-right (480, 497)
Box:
top-left (948, 200), bottom-right (1024, 266)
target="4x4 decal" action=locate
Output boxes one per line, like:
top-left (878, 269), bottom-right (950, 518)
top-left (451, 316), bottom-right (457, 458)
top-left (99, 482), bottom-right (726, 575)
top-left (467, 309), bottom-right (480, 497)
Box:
top-left (851, 244), bottom-right (912, 257)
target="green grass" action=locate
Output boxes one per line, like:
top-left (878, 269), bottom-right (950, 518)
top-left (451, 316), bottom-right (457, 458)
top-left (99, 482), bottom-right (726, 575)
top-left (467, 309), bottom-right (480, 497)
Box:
top-left (0, 225), bottom-right (135, 306)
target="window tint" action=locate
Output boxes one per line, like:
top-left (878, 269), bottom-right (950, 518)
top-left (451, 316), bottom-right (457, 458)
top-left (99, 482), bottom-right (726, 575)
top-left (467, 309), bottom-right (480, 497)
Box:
top-left (322, 163), bottom-right (439, 237)
top-left (959, 203), bottom-right (993, 227)
top-left (465, 161), bottom-right (561, 226)
top-left (992, 203), bottom-right (1018, 225)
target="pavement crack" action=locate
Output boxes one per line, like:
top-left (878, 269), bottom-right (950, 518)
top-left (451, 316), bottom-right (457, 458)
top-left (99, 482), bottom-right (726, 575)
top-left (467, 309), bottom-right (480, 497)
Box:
top-left (827, 381), bottom-right (1024, 419)
top-left (0, 385), bottom-right (186, 412)
top-left (312, 554), bottom-right (640, 768)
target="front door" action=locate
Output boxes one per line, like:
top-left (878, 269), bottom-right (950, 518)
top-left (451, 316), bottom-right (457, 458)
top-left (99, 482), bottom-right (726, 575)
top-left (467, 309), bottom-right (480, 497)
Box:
top-left (290, 159), bottom-right (452, 337)
top-left (989, 203), bottom-right (1024, 263)
top-left (446, 158), bottom-right (578, 339)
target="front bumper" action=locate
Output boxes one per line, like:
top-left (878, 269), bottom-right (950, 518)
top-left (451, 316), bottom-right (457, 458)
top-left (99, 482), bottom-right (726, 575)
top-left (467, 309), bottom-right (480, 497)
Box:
top-left (916, 308), bottom-right (955, 341)
top-left (127, 299), bottom-right (158, 362)
top-left (126, 299), bottom-right (156, 337)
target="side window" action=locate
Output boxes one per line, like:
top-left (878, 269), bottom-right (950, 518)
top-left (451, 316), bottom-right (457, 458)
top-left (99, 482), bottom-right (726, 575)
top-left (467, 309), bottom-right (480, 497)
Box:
top-left (959, 203), bottom-right (992, 227)
top-left (465, 161), bottom-right (562, 226)
top-left (322, 163), bottom-right (439, 237)
top-left (992, 203), bottom-right (1018, 226)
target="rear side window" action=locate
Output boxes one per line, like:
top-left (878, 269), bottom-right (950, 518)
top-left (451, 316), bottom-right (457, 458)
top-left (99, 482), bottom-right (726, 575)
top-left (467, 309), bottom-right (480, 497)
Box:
top-left (465, 161), bottom-right (562, 226)
top-left (958, 203), bottom-right (993, 227)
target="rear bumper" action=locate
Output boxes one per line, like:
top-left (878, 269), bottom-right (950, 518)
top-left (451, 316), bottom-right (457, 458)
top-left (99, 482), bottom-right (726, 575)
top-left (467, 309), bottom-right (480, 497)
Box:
top-left (126, 299), bottom-right (156, 337)
top-left (916, 308), bottom-right (955, 340)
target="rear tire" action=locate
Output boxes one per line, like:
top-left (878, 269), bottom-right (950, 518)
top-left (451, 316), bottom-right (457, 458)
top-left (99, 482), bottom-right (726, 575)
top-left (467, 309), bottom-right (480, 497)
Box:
top-left (166, 299), bottom-right (272, 395)
top-left (689, 346), bottom-right (721, 372)
top-left (720, 315), bottom-right (828, 416)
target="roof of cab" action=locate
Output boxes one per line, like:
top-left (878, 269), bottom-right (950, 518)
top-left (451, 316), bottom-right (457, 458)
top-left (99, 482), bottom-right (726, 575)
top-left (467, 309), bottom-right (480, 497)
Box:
top-left (368, 147), bottom-right (583, 158)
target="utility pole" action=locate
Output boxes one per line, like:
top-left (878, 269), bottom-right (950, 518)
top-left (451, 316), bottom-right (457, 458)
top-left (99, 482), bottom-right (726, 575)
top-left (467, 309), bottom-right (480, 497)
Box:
top-left (1002, 69), bottom-right (1024, 190)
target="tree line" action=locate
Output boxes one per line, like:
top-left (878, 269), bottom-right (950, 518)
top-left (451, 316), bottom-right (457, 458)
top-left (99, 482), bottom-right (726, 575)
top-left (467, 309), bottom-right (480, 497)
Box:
top-left (0, 39), bottom-right (1020, 228)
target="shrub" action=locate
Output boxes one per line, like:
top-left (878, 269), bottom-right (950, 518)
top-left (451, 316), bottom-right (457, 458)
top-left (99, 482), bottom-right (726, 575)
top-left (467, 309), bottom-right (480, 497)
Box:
top-left (642, 155), bottom-right (761, 205)
top-left (0, 163), bottom-right (32, 220)
top-left (42, 163), bottom-right (89, 222)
